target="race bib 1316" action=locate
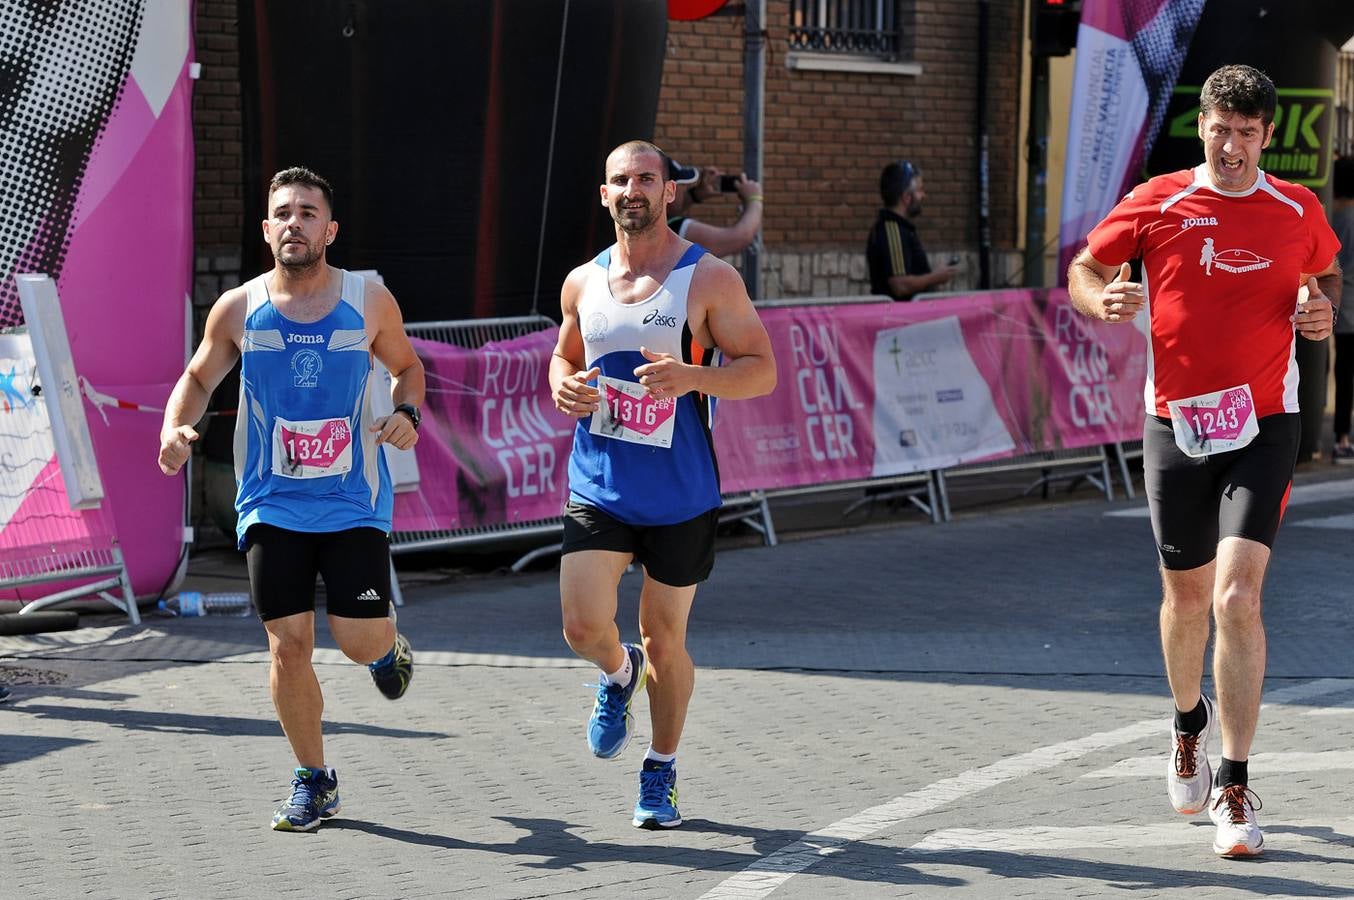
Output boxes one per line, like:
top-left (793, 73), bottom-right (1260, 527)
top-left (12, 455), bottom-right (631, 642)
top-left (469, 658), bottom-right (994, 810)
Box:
top-left (588, 375), bottom-right (677, 448)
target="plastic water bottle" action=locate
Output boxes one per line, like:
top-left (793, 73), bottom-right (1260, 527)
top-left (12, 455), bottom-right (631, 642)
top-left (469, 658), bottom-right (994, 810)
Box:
top-left (158, 591), bottom-right (253, 617)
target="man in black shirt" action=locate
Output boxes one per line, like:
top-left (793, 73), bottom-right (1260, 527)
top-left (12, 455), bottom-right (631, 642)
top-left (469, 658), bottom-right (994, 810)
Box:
top-left (866, 160), bottom-right (958, 301)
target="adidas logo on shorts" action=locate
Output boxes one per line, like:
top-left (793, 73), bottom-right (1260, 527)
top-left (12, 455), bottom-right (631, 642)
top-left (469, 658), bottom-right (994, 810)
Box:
top-left (357, 588), bottom-right (382, 602)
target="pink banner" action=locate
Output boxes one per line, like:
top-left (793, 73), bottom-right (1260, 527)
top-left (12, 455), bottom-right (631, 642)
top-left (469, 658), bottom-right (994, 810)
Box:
top-left (0, 5), bottom-right (194, 599)
top-left (391, 289), bottom-right (1146, 534)
top-left (393, 331), bottom-right (575, 532)
top-left (714, 291), bottom-right (1146, 493)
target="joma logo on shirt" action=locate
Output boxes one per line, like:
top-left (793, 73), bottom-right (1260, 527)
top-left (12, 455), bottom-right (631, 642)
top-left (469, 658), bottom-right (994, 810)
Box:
top-left (288, 333), bottom-right (325, 344)
top-left (1180, 217), bottom-right (1218, 230)
top-left (642, 310), bottom-right (678, 328)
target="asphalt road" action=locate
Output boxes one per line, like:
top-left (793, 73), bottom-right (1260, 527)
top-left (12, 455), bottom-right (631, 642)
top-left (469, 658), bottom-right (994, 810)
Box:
top-left (3, 468), bottom-right (1354, 898)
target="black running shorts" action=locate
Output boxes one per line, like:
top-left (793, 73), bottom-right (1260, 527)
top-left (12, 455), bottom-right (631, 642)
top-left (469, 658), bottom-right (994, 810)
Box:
top-left (1142, 413), bottom-right (1300, 571)
top-left (244, 523), bottom-right (393, 621)
top-left (561, 501), bottom-right (718, 587)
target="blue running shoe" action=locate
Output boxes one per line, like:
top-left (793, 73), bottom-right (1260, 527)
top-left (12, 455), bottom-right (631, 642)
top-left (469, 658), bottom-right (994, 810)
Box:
top-left (633, 759), bottom-right (681, 829)
top-left (587, 642), bottom-right (647, 759)
top-left (271, 767), bottom-right (341, 832)
top-left (369, 633), bottom-right (413, 700)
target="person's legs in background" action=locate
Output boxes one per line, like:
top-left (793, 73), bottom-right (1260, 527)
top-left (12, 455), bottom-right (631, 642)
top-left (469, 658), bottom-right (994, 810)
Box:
top-left (1332, 333), bottom-right (1354, 462)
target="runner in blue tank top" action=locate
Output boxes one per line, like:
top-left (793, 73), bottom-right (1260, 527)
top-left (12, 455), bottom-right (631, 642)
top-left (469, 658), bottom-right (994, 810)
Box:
top-left (549, 140), bottom-right (776, 829)
top-left (158, 167), bottom-right (426, 833)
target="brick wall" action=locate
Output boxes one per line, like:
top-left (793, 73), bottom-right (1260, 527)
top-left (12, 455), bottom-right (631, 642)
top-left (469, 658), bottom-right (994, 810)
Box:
top-left (192, 0), bottom-right (245, 313)
top-left (655, 1), bottom-right (1025, 297)
top-left (188, 4), bottom-right (1026, 303)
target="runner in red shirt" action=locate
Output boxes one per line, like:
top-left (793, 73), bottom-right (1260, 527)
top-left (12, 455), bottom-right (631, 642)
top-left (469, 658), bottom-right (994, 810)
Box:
top-left (1068, 65), bottom-right (1342, 859)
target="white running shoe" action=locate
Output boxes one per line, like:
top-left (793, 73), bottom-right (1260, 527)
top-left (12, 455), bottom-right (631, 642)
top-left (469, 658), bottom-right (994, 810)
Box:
top-left (1209, 783), bottom-right (1264, 857)
top-left (1167, 694), bottom-right (1214, 814)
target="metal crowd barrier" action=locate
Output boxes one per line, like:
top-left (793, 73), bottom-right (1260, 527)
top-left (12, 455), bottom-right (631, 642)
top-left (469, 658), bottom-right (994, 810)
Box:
top-left (395, 314), bottom-right (780, 567)
top-left (748, 294), bottom-right (1131, 522)
top-left (1112, 440), bottom-right (1143, 499)
top-left (933, 445), bottom-right (1115, 522)
top-left (395, 299), bottom-right (1129, 565)
top-left (393, 315), bottom-right (561, 570)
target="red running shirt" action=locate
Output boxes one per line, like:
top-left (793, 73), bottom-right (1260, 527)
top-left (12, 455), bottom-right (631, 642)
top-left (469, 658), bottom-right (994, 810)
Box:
top-left (1087, 166), bottom-right (1341, 418)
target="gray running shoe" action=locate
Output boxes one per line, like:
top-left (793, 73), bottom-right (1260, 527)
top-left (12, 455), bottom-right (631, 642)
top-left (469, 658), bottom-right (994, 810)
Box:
top-left (1167, 694), bottom-right (1214, 814)
top-left (1209, 783), bottom-right (1263, 857)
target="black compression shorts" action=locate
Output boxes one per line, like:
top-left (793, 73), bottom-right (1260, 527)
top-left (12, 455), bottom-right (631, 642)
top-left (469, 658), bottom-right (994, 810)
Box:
top-left (561, 501), bottom-right (718, 587)
top-left (1142, 413), bottom-right (1299, 570)
top-left (244, 523), bottom-right (393, 621)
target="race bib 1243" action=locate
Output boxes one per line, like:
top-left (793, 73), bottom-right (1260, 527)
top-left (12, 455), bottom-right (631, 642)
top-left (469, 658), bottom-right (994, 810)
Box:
top-left (1166, 384), bottom-right (1258, 458)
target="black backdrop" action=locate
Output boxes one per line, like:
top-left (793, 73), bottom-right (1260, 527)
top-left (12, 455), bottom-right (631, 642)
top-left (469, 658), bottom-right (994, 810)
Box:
top-left (1145, 0), bottom-right (1354, 204)
top-left (238, 0), bottom-right (668, 322)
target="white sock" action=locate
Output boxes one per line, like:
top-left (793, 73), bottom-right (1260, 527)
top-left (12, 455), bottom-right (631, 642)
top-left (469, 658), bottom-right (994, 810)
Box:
top-left (601, 648), bottom-right (633, 688)
top-left (644, 746), bottom-right (677, 764)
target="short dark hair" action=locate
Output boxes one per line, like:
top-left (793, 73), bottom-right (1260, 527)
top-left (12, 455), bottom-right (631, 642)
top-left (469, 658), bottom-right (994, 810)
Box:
top-left (880, 160), bottom-right (918, 207)
top-left (1200, 64), bottom-right (1277, 126)
top-left (268, 166), bottom-right (335, 213)
top-left (1335, 156), bottom-right (1354, 200)
top-left (608, 140), bottom-right (672, 182)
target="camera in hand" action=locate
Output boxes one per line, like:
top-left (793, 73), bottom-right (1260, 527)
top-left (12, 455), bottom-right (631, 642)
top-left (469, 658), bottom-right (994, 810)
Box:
top-left (718, 174), bottom-right (740, 193)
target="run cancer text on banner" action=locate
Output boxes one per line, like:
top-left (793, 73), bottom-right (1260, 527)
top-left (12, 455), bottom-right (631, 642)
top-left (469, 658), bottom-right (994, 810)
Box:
top-left (390, 289), bottom-right (1148, 534)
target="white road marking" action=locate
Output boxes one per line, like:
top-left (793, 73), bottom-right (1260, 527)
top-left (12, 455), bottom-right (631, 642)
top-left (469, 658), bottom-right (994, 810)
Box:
top-left (1289, 513), bottom-right (1354, 530)
top-left (1307, 706), bottom-right (1354, 716)
top-left (1106, 478), bottom-right (1354, 518)
top-left (698, 678), bottom-right (1353, 900)
top-left (1084, 750), bottom-right (1354, 778)
top-left (908, 819), bottom-right (1352, 852)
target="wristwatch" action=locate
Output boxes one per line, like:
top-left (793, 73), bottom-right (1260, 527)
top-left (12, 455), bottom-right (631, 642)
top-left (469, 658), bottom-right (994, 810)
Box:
top-left (393, 403), bottom-right (421, 430)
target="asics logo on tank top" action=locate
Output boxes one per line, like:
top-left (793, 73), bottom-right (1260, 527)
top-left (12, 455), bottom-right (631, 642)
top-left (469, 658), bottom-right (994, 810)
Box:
top-left (291, 349), bottom-right (323, 388)
top-left (641, 309), bottom-right (678, 328)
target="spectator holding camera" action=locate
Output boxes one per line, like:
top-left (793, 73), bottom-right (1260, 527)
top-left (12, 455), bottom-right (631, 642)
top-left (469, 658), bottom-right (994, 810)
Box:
top-left (665, 158), bottom-right (763, 258)
top-left (867, 160), bottom-right (959, 301)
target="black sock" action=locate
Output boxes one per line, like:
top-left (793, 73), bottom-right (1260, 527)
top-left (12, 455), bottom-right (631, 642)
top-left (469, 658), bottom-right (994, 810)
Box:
top-left (1174, 697), bottom-right (1207, 735)
top-left (1216, 758), bottom-right (1248, 788)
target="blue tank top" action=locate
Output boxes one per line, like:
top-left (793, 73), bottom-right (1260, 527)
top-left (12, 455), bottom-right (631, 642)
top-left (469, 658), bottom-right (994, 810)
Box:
top-left (233, 269), bottom-right (392, 546)
top-left (567, 243), bottom-right (721, 525)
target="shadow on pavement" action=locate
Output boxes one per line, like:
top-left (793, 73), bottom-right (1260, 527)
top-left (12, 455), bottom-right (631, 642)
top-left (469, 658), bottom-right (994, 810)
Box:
top-left (327, 815), bottom-right (967, 890)
top-left (3, 702), bottom-right (449, 740)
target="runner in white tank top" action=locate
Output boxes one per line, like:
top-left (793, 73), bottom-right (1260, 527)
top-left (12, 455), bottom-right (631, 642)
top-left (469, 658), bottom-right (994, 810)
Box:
top-left (549, 140), bottom-right (776, 829)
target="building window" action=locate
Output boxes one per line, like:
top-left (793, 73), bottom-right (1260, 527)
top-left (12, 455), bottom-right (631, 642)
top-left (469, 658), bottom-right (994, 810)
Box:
top-left (788, 0), bottom-right (902, 60)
